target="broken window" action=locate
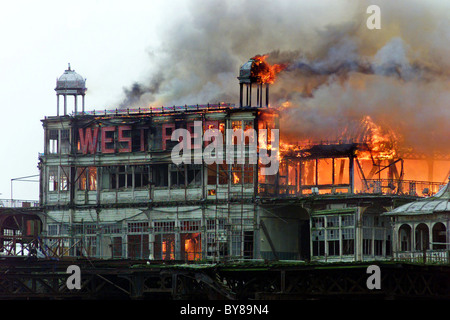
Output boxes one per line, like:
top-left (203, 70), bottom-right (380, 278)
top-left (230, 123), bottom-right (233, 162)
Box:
top-left (134, 165), bottom-right (149, 188)
top-left (341, 215), bottom-right (355, 255)
top-left (59, 166), bottom-right (69, 191)
top-left (154, 233), bottom-right (175, 260)
top-left (48, 166), bottom-right (58, 191)
top-left (170, 164), bottom-right (186, 188)
top-left (60, 129), bottom-right (70, 154)
top-left (218, 164), bottom-right (229, 185)
top-left (301, 160), bottom-right (317, 186)
top-left (88, 167), bottom-right (97, 191)
top-left (327, 229), bottom-right (340, 256)
top-left (77, 167), bottom-right (87, 190)
top-left (132, 128), bottom-right (148, 152)
top-left (48, 129), bottom-right (59, 154)
top-left (179, 220), bottom-right (202, 260)
top-left (152, 164), bottom-right (168, 187)
top-left (187, 164), bottom-right (202, 187)
top-left (181, 233), bottom-right (202, 261)
top-left (312, 229), bottom-right (325, 256)
top-left (77, 167), bottom-right (96, 191)
top-left (232, 164), bottom-right (242, 185)
top-left (207, 164), bottom-right (217, 185)
top-left (342, 228), bottom-right (355, 255)
top-left (153, 221), bottom-right (176, 260)
top-left (311, 216), bottom-right (327, 257)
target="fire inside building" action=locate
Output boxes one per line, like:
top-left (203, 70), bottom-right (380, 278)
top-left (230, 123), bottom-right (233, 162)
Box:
top-left (2, 56), bottom-right (450, 267)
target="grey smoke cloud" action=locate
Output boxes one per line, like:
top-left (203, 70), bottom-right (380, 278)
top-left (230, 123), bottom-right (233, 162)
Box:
top-left (119, 0), bottom-right (450, 155)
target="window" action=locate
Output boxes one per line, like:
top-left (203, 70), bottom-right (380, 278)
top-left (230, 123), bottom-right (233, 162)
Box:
top-left (363, 213), bottom-right (391, 256)
top-left (327, 229), bottom-right (340, 256)
top-left (59, 167), bottom-right (69, 191)
top-left (187, 164), bottom-right (202, 187)
top-left (207, 164), bottom-right (217, 185)
top-left (180, 220), bottom-right (201, 232)
top-left (134, 165), bottom-right (149, 188)
top-left (399, 224), bottom-right (411, 252)
top-left (181, 233), bottom-right (202, 261)
top-left (312, 217), bottom-right (324, 228)
top-left (342, 228), bottom-right (354, 255)
top-left (415, 223), bottom-right (429, 251)
top-left (170, 164), bottom-right (185, 188)
top-left (218, 164), bottom-right (228, 185)
top-left (118, 166), bottom-right (132, 189)
top-left (311, 214), bottom-right (356, 258)
top-left (206, 219), bottom-right (216, 231)
top-left (363, 228), bottom-right (372, 255)
top-left (77, 168), bottom-right (86, 190)
top-left (48, 224), bottom-right (59, 236)
top-left (48, 166), bottom-right (58, 191)
top-left (128, 222), bottom-right (148, 233)
top-left (88, 167), bottom-right (97, 191)
top-left (232, 164), bottom-right (242, 185)
top-left (231, 230), bottom-right (242, 256)
top-left (102, 223), bottom-right (122, 234)
top-left (154, 221), bottom-right (175, 233)
top-left (77, 167), bottom-right (96, 191)
top-left (312, 229), bottom-right (325, 256)
top-left (112, 237), bottom-right (122, 258)
top-left (48, 129), bottom-right (59, 154)
top-left (103, 165), bottom-right (149, 190)
top-left (432, 222), bottom-right (447, 250)
top-left (244, 164), bottom-right (254, 184)
top-left (60, 129), bottom-right (70, 154)
top-left (152, 164), bottom-right (168, 187)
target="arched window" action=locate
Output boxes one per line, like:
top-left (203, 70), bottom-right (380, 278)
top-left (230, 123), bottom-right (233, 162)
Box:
top-left (415, 223), bottom-right (429, 251)
top-left (432, 222), bottom-right (447, 250)
top-left (399, 224), bottom-right (411, 252)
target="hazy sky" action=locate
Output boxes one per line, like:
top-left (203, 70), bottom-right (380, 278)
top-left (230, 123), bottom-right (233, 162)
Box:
top-left (0, 0), bottom-right (448, 201)
top-left (0, 0), bottom-right (180, 200)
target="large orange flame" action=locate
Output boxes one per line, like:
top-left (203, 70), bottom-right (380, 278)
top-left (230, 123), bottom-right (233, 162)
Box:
top-left (251, 54), bottom-right (286, 84)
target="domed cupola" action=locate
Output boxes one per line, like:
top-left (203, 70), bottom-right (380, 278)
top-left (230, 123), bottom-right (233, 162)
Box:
top-left (55, 64), bottom-right (87, 116)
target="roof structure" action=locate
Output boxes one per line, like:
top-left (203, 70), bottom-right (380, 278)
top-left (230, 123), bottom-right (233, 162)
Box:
top-left (385, 179), bottom-right (450, 216)
top-left (55, 64), bottom-right (87, 94)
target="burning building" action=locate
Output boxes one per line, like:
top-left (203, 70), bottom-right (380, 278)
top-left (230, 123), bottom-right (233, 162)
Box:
top-left (38, 61), bottom-right (292, 261)
top-left (35, 55), bottom-right (450, 263)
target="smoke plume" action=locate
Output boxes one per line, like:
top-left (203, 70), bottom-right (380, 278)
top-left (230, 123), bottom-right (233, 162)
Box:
top-left (119, 0), bottom-right (450, 156)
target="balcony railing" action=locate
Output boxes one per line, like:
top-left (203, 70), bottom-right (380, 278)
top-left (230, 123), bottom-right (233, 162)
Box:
top-left (80, 103), bottom-right (237, 116)
top-left (0, 199), bottom-right (40, 208)
top-left (362, 179), bottom-right (445, 197)
top-left (394, 249), bottom-right (450, 264)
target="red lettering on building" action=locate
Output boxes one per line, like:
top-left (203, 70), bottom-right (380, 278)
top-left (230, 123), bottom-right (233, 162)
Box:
top-left (162, 123), bottom-right (175, 150)
top-left (79, 127), bottom-right (99, 154)
top-left (118, 126), bottom-right (132, 153)
top-left (101, 126), bottom-right (115, 153)
top-left (140, 129), bottom-right (145, 152)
